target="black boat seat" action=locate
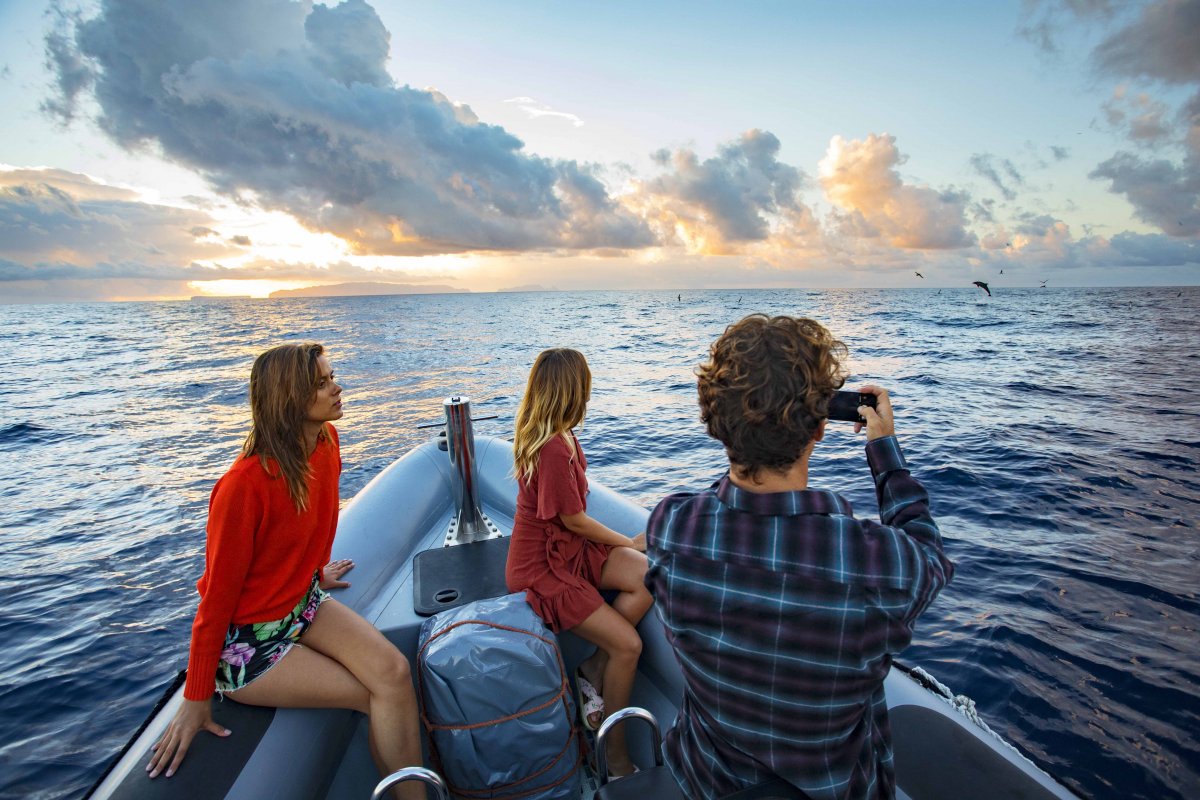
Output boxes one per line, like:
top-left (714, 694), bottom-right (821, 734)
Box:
top-left (594, 707), bottom-right (681, 800)
top-left (595, 707), bottom-right (807, 800)
top-left (412, 536), bottom-right (511, 616)
top-left (596, 765), bottom-right (684, 800)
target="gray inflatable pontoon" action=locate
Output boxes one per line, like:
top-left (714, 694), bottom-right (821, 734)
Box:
top-left (87, 398), bottom-right (1078, 800)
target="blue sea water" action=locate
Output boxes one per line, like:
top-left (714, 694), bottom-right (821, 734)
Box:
top-left (0, 287), bottom-right (1197, 800)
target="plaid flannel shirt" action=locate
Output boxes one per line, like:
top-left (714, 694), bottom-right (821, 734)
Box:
top-left (646, 435), bottom-right (953, 800)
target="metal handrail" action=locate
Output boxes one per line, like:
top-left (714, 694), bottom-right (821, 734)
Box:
top-left (595, 705), bottom-right (664, 786)
top-left (370, 766), bottom-right (449, 800)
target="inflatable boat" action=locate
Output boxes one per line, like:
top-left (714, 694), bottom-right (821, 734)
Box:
top-left (87, 397), bottom-right (1078, 800)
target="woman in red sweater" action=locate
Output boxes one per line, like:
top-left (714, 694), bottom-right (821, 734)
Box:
top-left (147, 343), bottom-right (422, 799)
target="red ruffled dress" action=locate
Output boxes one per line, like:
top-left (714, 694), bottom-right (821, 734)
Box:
top-left (506, 432), bottom-right (612, 632)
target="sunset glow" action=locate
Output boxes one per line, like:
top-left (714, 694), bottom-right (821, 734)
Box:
top-left (188, 279), bottom-right (321, 299)
top-left (0, 1), bottom-right (1195, 304)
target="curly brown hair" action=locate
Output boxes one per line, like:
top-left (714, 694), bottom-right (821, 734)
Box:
top-left (697, 314), bottom-right (848, 481)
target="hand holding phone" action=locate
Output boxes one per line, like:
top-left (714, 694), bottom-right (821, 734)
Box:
top-left (852, 386), bottom-right (894, 441)
top-left (827, 390), bottom-right (877, 424)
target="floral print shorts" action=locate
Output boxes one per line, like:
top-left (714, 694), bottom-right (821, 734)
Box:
top-left (214, 573), bottom-right (330, 695)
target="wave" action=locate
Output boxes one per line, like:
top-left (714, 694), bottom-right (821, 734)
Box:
top-left (0, 422), bottom-right (72, 451)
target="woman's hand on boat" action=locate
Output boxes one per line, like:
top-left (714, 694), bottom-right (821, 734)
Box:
top-left (627, 532), bottom-right (647, 552)
top-left (320, 558), bottom-right (354, 589)
top-left (146, 697), bottom-right (229, 778)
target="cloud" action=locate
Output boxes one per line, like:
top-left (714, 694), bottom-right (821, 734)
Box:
top-left (1016, 0), bottom-right (1120, 56)
top-left (1022, 1), bottom-right (1200, 238)
top-left (0, 168), bottom-right (234, 266)
top-left (1103, 86), bottom-right (1173, 144)
top-left (0, 256), bottom-right (451, 284)
top-left (44, 0), bottom-right (651, 256)
top-left (230, 235), bottom-right (252, 246)
top-left (41, 5), bottom-right (93, 123)
top-left (819, 133), bottom-right (975, 249)
top-left (970, 153), bottom-right (1025, 201)
top-left (630, 129), bottom-right (817, 255)
top-left (1, 277), bottom-right (200, 303)
top-left (504, 97), bottom-right (585, 127)
top-left (1092, 0), bottom-right (1200, 85)
top-left (1089, 151), bottom-right (1200, 235)
top-left (1105, 230), bottom-right (1200, 264)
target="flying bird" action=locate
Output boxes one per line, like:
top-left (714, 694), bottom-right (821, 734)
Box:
top-left (915, 271), bottom-right (924, 278)
top-left (1039, 279), bottom-right (1048, 288)
top-left (973, 281), bottom-right (992, 296)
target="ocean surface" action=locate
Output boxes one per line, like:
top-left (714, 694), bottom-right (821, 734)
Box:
top-left (1, 288), bottom-right (1197, 799)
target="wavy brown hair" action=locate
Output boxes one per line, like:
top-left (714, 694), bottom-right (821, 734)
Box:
top-left (697, 314), bottom-right (848, 481)
top-left (513, 348), bottom-right (591, 481)
top-left (241, 342), bottom-right (327, 512)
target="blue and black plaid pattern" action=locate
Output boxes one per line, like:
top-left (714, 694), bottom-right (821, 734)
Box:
top-left (646, 435), bottom-right (954, 800)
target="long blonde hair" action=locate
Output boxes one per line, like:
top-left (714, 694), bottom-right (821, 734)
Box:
top-left (513, 348), bottom-right (591, 481)
top-left (241, 342), bottom-right (327, 512)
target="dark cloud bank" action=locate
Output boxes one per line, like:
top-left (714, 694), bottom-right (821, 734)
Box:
top-left (44, 0), bottom-right (655, 255)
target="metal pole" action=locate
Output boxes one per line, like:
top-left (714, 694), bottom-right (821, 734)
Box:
top-left (444, 395), bottom-right (488, 542)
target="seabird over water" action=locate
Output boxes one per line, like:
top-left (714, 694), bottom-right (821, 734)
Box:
top-left (973, 281), bottom-right (992, 296)
top-left (915, 271), bottom-right (924, 278)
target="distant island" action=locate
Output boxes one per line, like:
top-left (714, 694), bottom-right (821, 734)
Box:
top-left (496, 284), bottom-right (559, 293)
top-left (268, 282), bottom-right (468, 298)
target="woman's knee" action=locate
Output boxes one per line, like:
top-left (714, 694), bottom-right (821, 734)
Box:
top-left (608, 627), bottom-right (642, 663)
top-left (607, 548), bottom-right (649, 591)
top-left (363, 644), bottom-right (414, 697)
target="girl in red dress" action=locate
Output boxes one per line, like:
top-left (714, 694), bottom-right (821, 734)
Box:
top-left (505, 348), bottom-right (652, 778)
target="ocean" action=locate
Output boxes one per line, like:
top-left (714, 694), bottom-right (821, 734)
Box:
top-left (0, 287), bottom-right (1197, 799)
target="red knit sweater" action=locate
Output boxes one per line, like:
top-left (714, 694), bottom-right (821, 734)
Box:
top-left (184, 426), bottom-right (341, 701)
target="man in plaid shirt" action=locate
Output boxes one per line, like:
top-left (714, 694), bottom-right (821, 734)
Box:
top-left (646, 314), bottom-right (954, 800)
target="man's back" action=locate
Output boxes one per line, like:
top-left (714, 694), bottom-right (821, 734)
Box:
top-left (646, 435), bottom-right (953, 800)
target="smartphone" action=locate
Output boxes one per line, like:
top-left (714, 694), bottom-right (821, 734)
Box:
top-left (827, 391), bottom-right (877, 424)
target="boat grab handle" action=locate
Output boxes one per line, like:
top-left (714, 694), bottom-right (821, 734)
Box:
top-left (370, 766), bottom-right (450, 800)
top-left (595, 706), bottom-right (665, 786)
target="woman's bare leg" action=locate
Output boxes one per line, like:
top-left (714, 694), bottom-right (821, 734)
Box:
top-left (570, 602), bottom-right (642, 777)
top-left (228, 599), bottom-right (424, 800)
top-left (578, 547), bottom-right (652, 700)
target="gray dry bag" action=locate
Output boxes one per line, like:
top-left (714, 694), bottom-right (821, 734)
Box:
top-left (416, 593), bottom-right (582, 799)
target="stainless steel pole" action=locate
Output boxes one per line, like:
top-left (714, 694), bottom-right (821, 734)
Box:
top-left (443, 395), bottom-right (489, 542)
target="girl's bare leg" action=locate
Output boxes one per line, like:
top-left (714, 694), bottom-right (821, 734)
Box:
top-left (578, 547), bottom-right (653, 698)
top-left (571, 602), bottom-right (643, 777)
top-left (227, 599), bottom-right (424, 800)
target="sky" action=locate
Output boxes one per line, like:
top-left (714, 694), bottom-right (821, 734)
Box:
top-left (1, 0), bottom-right (1198, 302)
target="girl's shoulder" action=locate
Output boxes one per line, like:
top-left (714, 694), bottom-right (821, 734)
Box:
top-left (539, 431), bottom-right (579, 461)
top-left (212, 453), bottom-right (271, 504)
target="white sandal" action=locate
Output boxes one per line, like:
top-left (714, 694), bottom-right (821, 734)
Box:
top-left (575, 670), bottom-right (605, 731)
